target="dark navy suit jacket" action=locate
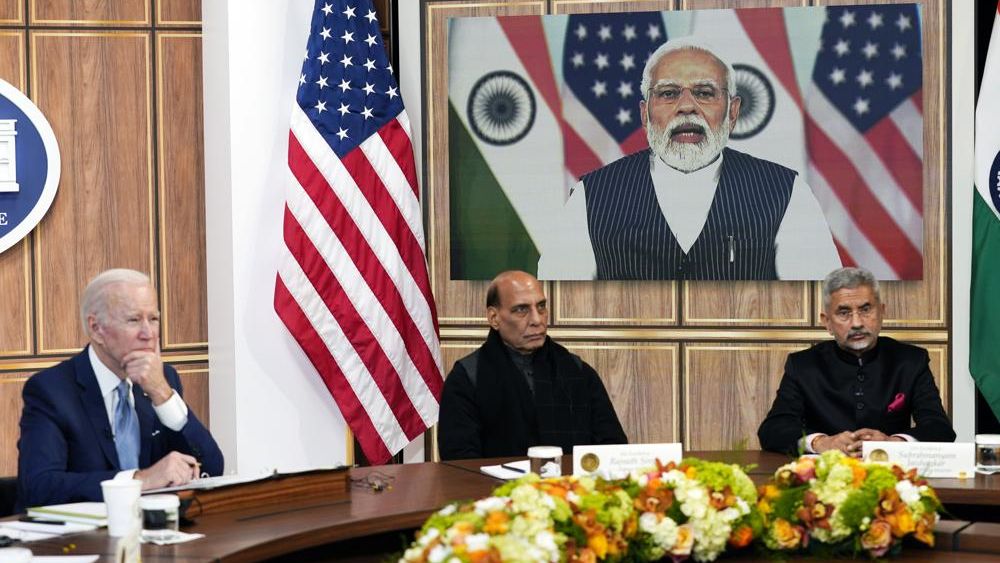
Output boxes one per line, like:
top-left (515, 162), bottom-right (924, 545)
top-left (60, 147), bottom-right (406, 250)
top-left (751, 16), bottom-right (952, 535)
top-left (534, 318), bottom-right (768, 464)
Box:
top-left (16, 348), bottom-right (223, 511)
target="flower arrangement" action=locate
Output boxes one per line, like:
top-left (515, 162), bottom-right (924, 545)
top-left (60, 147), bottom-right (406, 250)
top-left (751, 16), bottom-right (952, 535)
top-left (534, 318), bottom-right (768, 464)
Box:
top-left (400, 458), bottom-right (759, 563)
top-left (757, 450), bottom-right (940, 559)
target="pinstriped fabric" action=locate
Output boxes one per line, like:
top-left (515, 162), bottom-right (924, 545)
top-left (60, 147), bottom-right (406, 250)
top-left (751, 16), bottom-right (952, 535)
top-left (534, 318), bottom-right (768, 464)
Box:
top-left (581, 148), bottom-right (795, 280)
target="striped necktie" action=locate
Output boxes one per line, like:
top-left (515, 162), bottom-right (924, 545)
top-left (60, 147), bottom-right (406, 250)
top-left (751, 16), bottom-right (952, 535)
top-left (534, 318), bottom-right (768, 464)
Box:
top-left (114, 380), bottom-right (140, 470)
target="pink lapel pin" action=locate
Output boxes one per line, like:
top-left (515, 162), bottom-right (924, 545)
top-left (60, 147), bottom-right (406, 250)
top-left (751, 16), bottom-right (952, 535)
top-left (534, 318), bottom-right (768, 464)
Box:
top-left (887, 393), bottom-right (906, 413)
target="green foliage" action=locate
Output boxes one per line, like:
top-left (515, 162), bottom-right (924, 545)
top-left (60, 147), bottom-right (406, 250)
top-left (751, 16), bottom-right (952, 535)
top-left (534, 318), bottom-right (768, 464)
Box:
top-left (683, 459), bottom-right (757, 504)
top-left (492, 474), bottom-right (539, 497)
top-left (771, 485), bottom-right (807, 522)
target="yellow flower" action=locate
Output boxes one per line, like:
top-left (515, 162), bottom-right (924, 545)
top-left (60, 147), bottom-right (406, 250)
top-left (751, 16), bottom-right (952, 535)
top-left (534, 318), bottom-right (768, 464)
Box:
top-left (771, 518), bottom-right (805, 549)
top-left (587, 532), bottom-right (608, 559)
top-left (482, 511), bottom-right (509, 534)
top-left (914, 514), bottom-right (936, 546)
top-left (671, 524), bottom-right (694, 556)
top-left (861, 519), bottom-right (893, 557)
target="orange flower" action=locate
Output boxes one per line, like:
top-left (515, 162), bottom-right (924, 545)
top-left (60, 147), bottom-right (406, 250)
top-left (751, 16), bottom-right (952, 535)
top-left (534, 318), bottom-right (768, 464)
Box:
top-left (759, 484), bottom-right (781, 501)
top-left (728, 525), bottom-right (754, 548)
top-left (634, 486), bottom-right (674, 513)
top-left (468, 548), bottom-right (502, 563)
top-left (539, 482), bottom-right (569, 499)
top-left (452, 520), bottom-right (475, 536)
top-left (795, 490), bottom-right (833, 531)
top-left (771, 518), bottom-right (806, 550)
top-left (913, 513), bottom-right (936, 546)
top-left (851, 465), bottom-right (867, 487)
top-left (875, 489), bottom-right (915, 538)
top-left (861, 519), bottom-right (894, 557)
top-left (684, 466), bottom-right (698, 479)
top-left (569, 547), bottom-right (597, 563)
top-left (482, 511), bottom-right (509, 534)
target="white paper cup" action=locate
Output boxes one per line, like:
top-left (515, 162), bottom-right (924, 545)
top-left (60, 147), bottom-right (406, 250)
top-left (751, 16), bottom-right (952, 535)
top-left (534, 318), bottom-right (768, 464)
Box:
top-left (101, 478), bottom-right (142, 537)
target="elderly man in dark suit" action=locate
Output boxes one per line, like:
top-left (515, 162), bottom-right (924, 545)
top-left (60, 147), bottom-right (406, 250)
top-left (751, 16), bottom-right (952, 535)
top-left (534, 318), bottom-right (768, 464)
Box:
top-left (758, 267), bottom-right (955, 456)
top-left (17, 269), bottom-right (223, 510)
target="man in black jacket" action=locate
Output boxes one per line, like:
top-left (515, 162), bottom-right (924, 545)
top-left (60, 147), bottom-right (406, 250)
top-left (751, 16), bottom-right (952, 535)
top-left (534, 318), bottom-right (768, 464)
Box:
top-left (758, 267), bottom-right (955, 456)
top-left (438, 271), bottom-right (627, 460)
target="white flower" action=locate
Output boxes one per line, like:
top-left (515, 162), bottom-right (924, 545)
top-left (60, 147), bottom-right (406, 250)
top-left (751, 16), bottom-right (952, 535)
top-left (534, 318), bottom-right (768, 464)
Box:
top-left (639, 512), bottom-right (659, 532)
top-left (896, 480), bottom-right (922, 505)
top-left (437, 504), bottom-right (456, 517)
top-left (566, 491), bottom-right (581, 505)
top-left (636, 473), bottom-right (649, 487)
top-left (418, 527), bottom-right (440, 546)
top-left (474, 496), bottom-right (507, 515)
top-left (735, 498), bottom-right (750, 515)
top-left (534, 530), bottom-right (558, 552)
top-left (465, 533), bottom-right (489, 553)
top-left (427, 544), bottom-right (450, 563)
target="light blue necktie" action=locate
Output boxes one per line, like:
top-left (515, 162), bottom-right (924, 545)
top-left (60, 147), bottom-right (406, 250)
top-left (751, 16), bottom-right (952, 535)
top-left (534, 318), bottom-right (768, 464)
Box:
top-left (114, 380), bottom-right (140, 470)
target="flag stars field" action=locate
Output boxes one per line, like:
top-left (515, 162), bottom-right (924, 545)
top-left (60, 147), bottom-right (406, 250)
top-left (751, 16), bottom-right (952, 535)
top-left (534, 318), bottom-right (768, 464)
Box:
top-left (862, 41), bottom-right (878, 59)
top-left (895, 13), bottom-right (911, 32)
top-left (834, 39), bottom-right (850, 57)
top-left (598, 24), bottom-right (612, 41)
top-left (867, 12), bottom-right (883, 29)
top-left (839, 10), bottom-right (856, 28)
top-left (591, 80), bottom-right (607, 98)
top-left (829, 68), bottom-right (846, 85)
top-left (594, 53), bottom-right (609, 70)
top-left (623, 24), bottom-right (636, 41)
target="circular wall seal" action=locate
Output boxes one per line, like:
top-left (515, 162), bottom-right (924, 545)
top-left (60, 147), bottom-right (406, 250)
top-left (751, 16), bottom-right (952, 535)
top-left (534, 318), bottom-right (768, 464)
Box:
top-left (730, 64), bottom-right (775, 141)
top-left (0, 78), bottom-right (61, 254)
top-left (466, 70), bottom-right (536, 146)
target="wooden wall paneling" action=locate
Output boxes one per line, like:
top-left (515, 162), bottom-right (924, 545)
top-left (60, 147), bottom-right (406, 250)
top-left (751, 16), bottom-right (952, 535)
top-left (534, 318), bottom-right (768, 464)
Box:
top-left (0, 0), bottom-right (22, 24)
top-left (176, 363), bottom-right (209, 427)
top-left (567, 343), bottom-right (679, 445)
top-left (548, 0), bottom-right (678, 327)
top-left (157, 33), bottom-right (207, 349)
top-left (0, 372), bottom-right (29, 477)
top-left (424, 1), bottom-right (546, 324)
top-left (29, 0), bottom-right (149, 26)
top-left (0, 32), bottom-right (31, 357)
top-left (679, 0), bottom-right (806, 7)
top-left (156, 0), bottom-right (200, 26)
top-left (925, 343), bottom-right (948, 416)
top-left (684, 343), bottom-right (808, 450)
top-left (810, 0), bottom-right (946, 328)
top-left (31, 32), bottom-right (155, 353)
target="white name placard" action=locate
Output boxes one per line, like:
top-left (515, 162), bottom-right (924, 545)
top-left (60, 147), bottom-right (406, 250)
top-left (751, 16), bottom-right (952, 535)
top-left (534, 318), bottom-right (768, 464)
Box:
top-left (861, 441), bottom-right (975, 478)
top-left (573, 443), bottom-right (682, 478)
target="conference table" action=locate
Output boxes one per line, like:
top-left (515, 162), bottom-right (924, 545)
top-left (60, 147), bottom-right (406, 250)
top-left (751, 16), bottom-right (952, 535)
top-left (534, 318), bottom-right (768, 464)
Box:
top-left (12, 451), bottom-right (1000, 562)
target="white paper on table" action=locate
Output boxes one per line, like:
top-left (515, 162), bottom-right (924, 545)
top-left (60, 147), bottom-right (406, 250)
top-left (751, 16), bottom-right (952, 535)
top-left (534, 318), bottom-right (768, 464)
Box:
top-left (479, 460), bottom-right (530, 480)
top-left (140, 530), bottom-right (205, 545)
top-left (32, 557), bottom-right (100, 562)
top-left (0, 524), bottom-right (57, 542)
top-left (1, 521), bottom-right (95, 535)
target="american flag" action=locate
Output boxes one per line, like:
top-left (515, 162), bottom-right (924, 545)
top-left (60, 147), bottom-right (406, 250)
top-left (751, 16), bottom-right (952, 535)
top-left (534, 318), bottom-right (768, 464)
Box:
top-left (561, 12), bottom-right (665, 187)
top-left (274, 0), bottom-right (443, 465)
top-left (805, 5), bottom-right (923, 279)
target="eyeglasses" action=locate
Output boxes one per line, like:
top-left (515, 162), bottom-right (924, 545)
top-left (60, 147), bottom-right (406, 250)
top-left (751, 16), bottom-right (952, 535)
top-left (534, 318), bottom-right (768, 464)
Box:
top-left (648, 84), bottom-right (729, 105)
top-left (832, 305), bottom-right (877, 323)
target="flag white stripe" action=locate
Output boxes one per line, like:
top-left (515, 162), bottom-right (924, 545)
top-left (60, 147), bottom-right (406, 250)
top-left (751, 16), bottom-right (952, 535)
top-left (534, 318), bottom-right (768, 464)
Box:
top-left (807, 164), bottom-right (898, 278)
top-left (359, 132), bottom-right (426, 249)
top-left (890, 97), bottom-right (923, 160)
top-left (806, 88), bottom-right (923, 251)
top-left (397, 111), bottom-right (413, 140)
top-left (291, 106), bottom-right (442, 366)
top-left (561, 87), bottom-right (625, 164)
top-left (277, 250), bottom-right (409, 453)
top-left (285, 178), bottom-right (439, 427)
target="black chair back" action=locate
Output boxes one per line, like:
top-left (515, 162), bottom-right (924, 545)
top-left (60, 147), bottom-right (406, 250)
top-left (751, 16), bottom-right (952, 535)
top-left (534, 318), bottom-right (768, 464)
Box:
top-left (0, 477), bottom-right (18, 517)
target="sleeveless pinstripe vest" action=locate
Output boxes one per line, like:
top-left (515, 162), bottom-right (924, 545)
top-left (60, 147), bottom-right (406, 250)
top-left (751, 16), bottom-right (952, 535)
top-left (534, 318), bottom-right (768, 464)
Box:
top-left (581, 148), bottom-right (796, 280)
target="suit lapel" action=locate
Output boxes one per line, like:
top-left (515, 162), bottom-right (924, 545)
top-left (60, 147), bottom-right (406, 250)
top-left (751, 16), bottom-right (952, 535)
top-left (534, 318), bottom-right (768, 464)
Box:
top-left (134, 389), bottom-right (156, 468)
top-left (73, 349), bottom-right (121, 470)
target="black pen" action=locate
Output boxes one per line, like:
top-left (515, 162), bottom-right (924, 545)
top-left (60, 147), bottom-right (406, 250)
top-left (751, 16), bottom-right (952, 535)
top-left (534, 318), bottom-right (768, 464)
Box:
top-left (19, 516), bottom-right (65, 525)
top-left (500, 463), bottom-right (526, 474)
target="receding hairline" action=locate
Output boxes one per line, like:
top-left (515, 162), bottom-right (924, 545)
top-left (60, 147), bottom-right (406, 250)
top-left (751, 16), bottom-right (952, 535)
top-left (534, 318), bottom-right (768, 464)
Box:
top-left (486, 270), bottom-right (541, 309)
top-left (80, 269), bottom-right (155, 332)
top-left (822, 267), bottom-right (880, 309)
top-left (640, 38), bottom-right (736, 101)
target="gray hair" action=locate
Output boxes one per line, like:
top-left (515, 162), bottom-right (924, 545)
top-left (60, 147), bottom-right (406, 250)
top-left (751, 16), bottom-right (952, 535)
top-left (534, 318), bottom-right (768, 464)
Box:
top-left (640, 36), bottom-right (737, 101)
top-left (822, 267), bottom-right (880, 309)
top-left (80, 269), bottom-right (152, 333)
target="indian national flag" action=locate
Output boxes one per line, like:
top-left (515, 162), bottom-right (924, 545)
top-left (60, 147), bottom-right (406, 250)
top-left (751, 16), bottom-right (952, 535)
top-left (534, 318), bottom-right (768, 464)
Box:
top-left (972, 2), bottom-right (1000, 422)
top-left (448, 16), bottom-right (567, 280)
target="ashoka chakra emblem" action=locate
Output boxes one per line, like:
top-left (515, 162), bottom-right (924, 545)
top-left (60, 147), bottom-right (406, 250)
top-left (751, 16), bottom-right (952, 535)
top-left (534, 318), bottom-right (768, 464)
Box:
top-left (467, 70), bottom-right (536, 146)
top-left (730, 63), bottom-right (775, 140)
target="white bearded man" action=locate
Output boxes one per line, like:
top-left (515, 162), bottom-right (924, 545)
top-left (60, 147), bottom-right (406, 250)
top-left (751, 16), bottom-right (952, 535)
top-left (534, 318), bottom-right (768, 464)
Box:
top-left (537, 37), bottom-right (841, 280)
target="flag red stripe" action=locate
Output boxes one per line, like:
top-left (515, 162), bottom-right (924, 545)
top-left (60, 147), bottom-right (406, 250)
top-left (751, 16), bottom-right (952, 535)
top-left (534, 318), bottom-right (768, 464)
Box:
top-left (562, 124), bottom-right (604, 180)
top-left (282, 208), bottom-right (425, 441)
top-left (736, 9), bottom-right (803, 107)
top-left (378, 119), bottom-right (420, 198)
top-left (274, 275), bottom-right (392, 464)
top-left (619, 128), bottom-right (649, 156)
top-left (910, 89), bottom-right (922, 110)
top-left (288, 134), bottom-right (443, 397)
top-left (340, 146), bottom-right (441, 340)
top-left (832, 238), bottom-right (857, 268)
top-left (863, 119), bottom-right (923, 212)
top-left (806, 116), bottom-right (922, 277)
top-left (499, 16), bottom-right (562, 118)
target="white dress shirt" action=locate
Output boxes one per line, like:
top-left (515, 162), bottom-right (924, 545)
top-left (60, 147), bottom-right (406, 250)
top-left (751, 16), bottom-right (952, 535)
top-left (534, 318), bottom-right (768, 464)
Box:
top-left (88, 346), bottom-right (189, 478)
top-left (537, 152), bottom-right (842, 280)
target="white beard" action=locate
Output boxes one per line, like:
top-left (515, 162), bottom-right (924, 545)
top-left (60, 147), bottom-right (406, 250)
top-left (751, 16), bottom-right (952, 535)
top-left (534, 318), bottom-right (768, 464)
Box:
top-left (647, 112), bottom-right (730, 173)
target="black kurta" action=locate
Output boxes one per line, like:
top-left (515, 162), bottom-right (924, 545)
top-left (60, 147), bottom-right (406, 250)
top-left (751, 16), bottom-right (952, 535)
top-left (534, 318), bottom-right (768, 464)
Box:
top-left (437, 329), bottom-right (627, 460)
top-left (758, 337), bottom-right (956, 454)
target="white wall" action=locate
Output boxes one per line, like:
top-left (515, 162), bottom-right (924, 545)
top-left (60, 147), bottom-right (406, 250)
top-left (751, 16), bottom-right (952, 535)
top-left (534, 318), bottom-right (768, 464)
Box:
top-left (951, 3), bottom-right (975, 442)
top-left (203, 1), bottom-right (349, 475)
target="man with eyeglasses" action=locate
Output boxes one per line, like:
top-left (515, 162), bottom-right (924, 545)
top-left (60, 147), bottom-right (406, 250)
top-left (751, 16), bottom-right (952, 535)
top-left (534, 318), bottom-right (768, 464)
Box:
top-left (536, 36), bottom-right (840, 280)
top-left (16, 269), bottom-right (223, 510)
top-left (757, 267), bottom-right (954, 456)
